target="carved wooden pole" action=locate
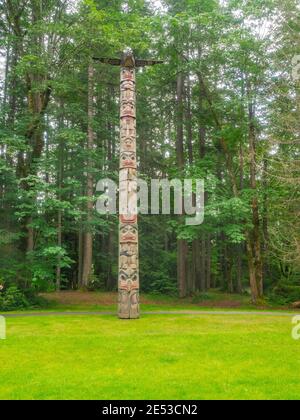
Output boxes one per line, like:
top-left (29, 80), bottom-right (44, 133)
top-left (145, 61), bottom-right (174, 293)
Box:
top-left (93, 49), bottom-right (162, 319)
top-left (118, 54), bottom-right (139, 319)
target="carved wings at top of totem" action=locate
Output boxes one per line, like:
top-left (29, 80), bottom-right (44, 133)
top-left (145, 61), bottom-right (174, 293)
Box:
top-left (93, 57), bottom-right (163, 68)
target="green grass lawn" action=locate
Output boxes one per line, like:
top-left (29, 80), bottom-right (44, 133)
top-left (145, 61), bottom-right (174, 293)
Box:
top-left (1, 313), bottom-right (299, 400)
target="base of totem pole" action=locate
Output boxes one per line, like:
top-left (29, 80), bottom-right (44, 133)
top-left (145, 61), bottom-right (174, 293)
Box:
top-left (118, 290), bottom-right (140, 319)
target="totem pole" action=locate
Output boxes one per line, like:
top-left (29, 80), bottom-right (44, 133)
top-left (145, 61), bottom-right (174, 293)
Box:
top-left (94, 49), bottom-right (162, 319)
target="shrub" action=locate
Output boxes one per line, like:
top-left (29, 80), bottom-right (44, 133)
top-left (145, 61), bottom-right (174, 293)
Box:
top-left (87, 274), bottom-right (106, 291)
top-left (0, 286), bottom-right (29, 311)
top-left (192, 292), bottom-right (214, 303)
top-left (270, 283), bottom-right (300, 305)
top-left (148, 274), bottom-right (177, 296)
top-left (23, 288), bottom-right (50, 308)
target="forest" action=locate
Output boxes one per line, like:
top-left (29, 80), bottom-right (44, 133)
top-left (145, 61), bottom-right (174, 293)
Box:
top-left (0, 0), bottom-right (299, 309)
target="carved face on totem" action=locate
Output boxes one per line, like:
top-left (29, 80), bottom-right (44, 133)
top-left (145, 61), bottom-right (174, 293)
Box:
top-left (121, 122), bottom-right (135, 150)
top-left (120, 224), bottom-right (138, 243)
top-left (121, 136), bottom-right (135, 151)
top-left (119, 270), bottom-right (139, 291)
top-left (121, 68), bottom-right (134, 82)
top-left (121, 101), bottom-right (135, 118)
top-left (120, 151), bottom-right (136, 169)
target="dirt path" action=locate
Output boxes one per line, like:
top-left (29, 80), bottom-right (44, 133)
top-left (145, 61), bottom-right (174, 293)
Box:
top-left (1, 310), bottom-right (298, 318)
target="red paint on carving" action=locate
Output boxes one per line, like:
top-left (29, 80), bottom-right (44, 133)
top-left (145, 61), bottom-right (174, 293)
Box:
top-left (121, 160), bottom-right (136, 168)
top-left (122, 70), bottom-right (134, 81)
top-left (119, 280), bottom-right (139, 291)
top-left (121, 234), bottom-right (137, 243)
top-left (120, 214), bottom-right (137, 224)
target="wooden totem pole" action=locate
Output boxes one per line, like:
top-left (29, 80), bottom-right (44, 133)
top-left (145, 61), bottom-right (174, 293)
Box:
top-left (94, 49), bottom-right (162, 319)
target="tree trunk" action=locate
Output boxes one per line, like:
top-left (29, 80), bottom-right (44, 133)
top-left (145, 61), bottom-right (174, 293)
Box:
top-left (262, 158), bottom-right (270, 279)
top-left (236, 140), bottom-right (244, 294)
top-left (56, 115), bottom-right (64, 291)
top-left (81, 63), bottom-right (94, 288)
top-left (248, 100), bottom-right (263, 298)
top-left (3, 44), bottom-right (10, 109)
top-left (77, 225), bottom-right (84, 287)
top-left (176, 71), bottom-right (188, 298)
top-left (56, 210), bottom-right (62, 291)
top-left (200, 235), bottom-right (206, 291)
top-left (206, 235), bottom-right (212, 290)
top-left (106, 229), bottom-right (115, 291)
top-left (177, 240), bottom-right (188, 298)
top-left (194, 239), bottom-right (201, 291)
top-left (176, 72), bottom-right (185, 167)
top-left (236, 244), bottom-right (243, 294)
top-left (27, 220), bottom-right (34, 253)
top-left (198, 77), bottom-right (206, 159)
top-left (226, 246), bottom-right (234, 293)
top-left (190, 241), bottom-right (197, 293)
top-left (246, 232), bottom-right (259, 303)
top-left (186, 75), bottom-right (193, 164)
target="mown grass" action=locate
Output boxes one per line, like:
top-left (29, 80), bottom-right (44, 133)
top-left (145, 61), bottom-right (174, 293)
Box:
top-left (0, 313), bottom-right (299, 400)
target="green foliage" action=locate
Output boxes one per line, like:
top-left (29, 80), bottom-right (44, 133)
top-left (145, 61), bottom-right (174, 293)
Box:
top-left (147, 273), bottom-right (177, 296)
top-left (0, 285), bottom-right (49, 312)
top-left (192, 292), bottom-right (214, 303)
top-left (0, 0), bottom-right (298, 303)
top-left (28, 248), bottom-right (75, 291)
top-left (86, 272), bottom-right (106, 292)
top-left (0, 286), bottom-right (29, 311)
top-left (270, 283), bottom-right (300, 305)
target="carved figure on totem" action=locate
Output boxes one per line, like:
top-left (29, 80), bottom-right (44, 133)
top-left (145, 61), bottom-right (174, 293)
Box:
top-left (127, 179), bottom-right (138, 209)
top-left (121, 68), bottom-right (135, 81)
top-left (120, 214), bottom-right (137, 224)
top-left (129, 290), bottom-right (139, 317)
top-left (118, 289), bottom-right (139, 319)
top-left (120, 243), bottom-right (138, 271)
top-left (121, 101), bottom-right (136, 119)
top-left (121, 81), bottom-right (135, 102)
top-left (120, 151), bottom-right (136, 169)
top-left (119, 270), bottom-right (139, 290)
top-left (121, 136), bottom-right (136, 152)
top-left (121, 117), bottom-right (136, 137)
top-left (120, 224), bottom-right (138, 243)
top-left (119, 179), bottom-right (137, 223)
top-left (119, 168), bottom-right (137, 182)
